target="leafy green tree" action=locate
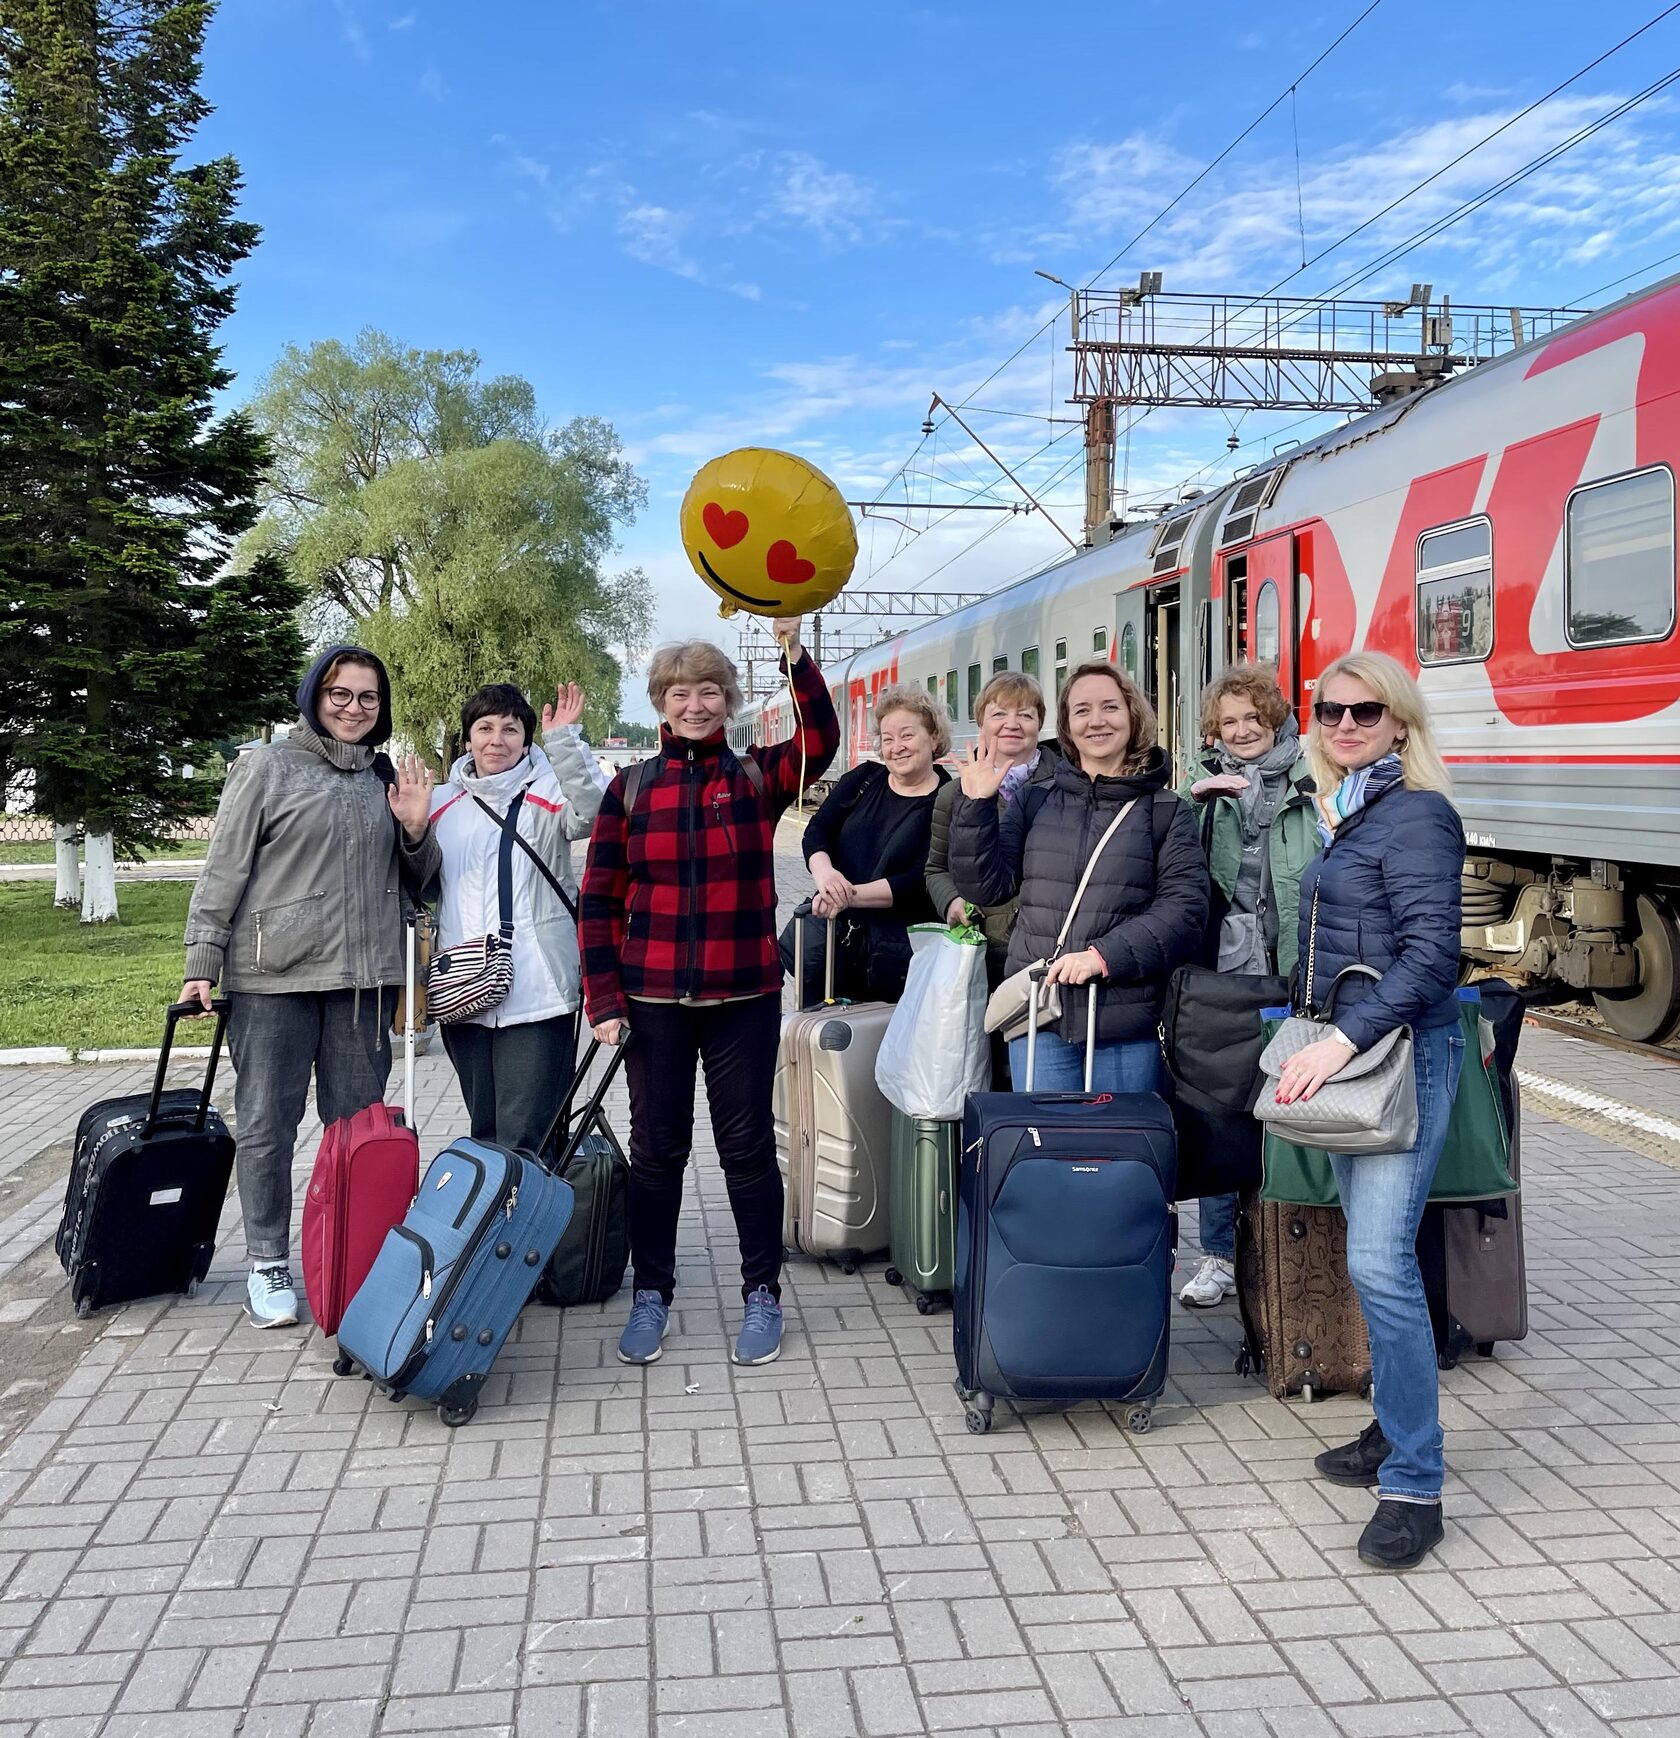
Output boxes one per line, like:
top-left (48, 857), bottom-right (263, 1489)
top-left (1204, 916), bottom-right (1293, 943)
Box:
top-left (609, 720), bottom-right (659, 748)
top-left (246, 333), bottom-right (651, 766)
top-left (0, 0), bottom-right (304, 919)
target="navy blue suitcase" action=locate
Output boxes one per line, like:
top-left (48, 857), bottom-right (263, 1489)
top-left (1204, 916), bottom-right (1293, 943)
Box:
top-left (335, 1138), bottom-right (573, 1427)
top-left (954, 982), bottom-right (1177, 1435)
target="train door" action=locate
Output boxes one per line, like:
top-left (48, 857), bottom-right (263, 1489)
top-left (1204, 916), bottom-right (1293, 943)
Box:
top-left (1243, 532), bottom-right (1297, 709)
top-left (1145, 582), bottom-right (1182, 769)
top-left (1224, 555), bottom-right (1249, 663)
top-left (1114, 588), bottom-right (1146, 690)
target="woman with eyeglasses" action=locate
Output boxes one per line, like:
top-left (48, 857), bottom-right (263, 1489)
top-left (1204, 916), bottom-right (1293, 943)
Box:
top-left (181, 645), bottom-right (440, 1331)
top-left (1269, 651), bottom-right (1464, 1572)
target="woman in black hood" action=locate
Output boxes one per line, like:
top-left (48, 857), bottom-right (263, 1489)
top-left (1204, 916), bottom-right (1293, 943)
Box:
top-left (181, 645), bottom-right (440, 1330)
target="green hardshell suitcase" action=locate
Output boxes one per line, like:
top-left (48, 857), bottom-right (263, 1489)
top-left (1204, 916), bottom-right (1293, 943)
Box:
top-left (886, 1111), bottom-right (958, 1314)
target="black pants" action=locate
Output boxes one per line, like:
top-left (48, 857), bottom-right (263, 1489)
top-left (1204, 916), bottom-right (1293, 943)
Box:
top-left (624, 994), bottom-right (783, 1302)
top-left (441, 1014), bottom-right (577, 1157)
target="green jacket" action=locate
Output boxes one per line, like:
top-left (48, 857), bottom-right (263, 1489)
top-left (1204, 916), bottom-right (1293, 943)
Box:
top-left (925, 749), bottom-right (1060, 972)
top-left (1180, 750), bottom-right (1320, 979)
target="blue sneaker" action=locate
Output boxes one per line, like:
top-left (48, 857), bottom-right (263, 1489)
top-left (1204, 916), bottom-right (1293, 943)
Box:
top-left (616, 1289), bottom-right (670, 1365)
top-left (246, 1264), bottom-right (299, 1329)
top-left (732, 1286), bottom-right (783, 1366)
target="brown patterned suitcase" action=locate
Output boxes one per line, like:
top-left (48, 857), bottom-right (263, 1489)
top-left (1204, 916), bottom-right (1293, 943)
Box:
top-left (1234, 1195), bottom-right (1371, 1402)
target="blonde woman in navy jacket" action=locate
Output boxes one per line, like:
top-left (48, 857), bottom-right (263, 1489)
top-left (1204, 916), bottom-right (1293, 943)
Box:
top-left (1270, 651), bottom-right (1463, 1573)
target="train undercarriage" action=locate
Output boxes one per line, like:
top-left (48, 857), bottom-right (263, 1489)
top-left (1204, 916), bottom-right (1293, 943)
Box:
top-left (1461, 855), bottom-right (1680, 1043)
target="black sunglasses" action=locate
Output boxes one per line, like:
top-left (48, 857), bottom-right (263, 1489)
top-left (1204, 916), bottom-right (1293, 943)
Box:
top-left (1313, 699), bottom-right (1388, 728)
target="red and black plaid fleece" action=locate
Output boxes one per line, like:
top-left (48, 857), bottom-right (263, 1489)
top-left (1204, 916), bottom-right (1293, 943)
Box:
top-left (581, 651), bottom-right (838, 1024)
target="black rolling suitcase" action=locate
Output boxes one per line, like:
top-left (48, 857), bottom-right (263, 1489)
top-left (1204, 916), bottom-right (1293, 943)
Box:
top-left (534, 1033), bottom-right (632, 1308)
top-left (954, 978), bottom-right (1178, 1435)
top-left (58, 1000), bottom-right (237, 1317)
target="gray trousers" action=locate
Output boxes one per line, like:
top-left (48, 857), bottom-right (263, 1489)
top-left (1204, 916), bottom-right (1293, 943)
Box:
top-left (227, 990), bottom-right (392, 1262)
top-left (440, 1015), bottom-right (577, 1158)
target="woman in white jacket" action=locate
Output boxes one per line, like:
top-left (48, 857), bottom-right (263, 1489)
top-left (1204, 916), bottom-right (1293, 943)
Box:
top-left (427, 681), bottom-right (608, 1153)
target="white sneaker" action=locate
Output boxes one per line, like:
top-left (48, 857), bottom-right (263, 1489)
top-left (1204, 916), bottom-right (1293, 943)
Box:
top-left (246, 1264), bottom-right (299, 1328)
top-left (1179, 1255), bottom-right (1236, 1309)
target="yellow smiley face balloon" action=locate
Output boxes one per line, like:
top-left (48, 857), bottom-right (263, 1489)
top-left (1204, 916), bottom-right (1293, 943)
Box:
top-left (680, 448), bottom-right (858, 619)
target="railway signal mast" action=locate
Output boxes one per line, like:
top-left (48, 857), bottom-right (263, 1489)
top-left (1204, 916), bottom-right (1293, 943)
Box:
top-left (1053, 274), bottom-right (1586, 545)
top-left (738, 588), bottom-right (991, 698)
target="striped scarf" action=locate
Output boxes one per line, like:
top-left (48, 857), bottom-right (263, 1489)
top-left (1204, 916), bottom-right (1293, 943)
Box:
top-left (1317, 753), bottom-right (1403, 845)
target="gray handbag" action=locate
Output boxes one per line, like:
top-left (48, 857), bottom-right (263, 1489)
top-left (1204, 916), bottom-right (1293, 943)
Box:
top-left (1253, 890), bottom-right (1418, 1156)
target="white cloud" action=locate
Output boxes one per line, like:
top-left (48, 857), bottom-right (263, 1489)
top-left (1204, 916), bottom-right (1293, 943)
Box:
top-left (618, 204), bottom-right (760, 301)
top-left (331, 0), bottom-right (371, 61)
top-left (766, 152), bottom-right (877, 246)
top-left (418, 66), bottom-right (446, 101)
top-left (387, 11), bottom-right (416, 28)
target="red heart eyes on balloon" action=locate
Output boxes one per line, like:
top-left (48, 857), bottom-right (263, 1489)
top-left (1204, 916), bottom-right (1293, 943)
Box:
top-left (702, 502), bottom-right (749, 548)
top-left (766, 539), bottom-right (816, 587)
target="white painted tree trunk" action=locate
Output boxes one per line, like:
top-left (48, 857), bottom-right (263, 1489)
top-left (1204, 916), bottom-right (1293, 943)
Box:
top-left (80, 832), bottom-right (119, 923)
top-left (53, 823), bottom-right (80, 909)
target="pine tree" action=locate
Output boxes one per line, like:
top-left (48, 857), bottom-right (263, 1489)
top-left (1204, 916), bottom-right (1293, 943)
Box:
top-left (0, 0), bottom-right (302, 919)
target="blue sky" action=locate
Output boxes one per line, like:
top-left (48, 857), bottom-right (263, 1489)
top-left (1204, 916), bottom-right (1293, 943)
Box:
top-left (199, 1), bottom-right (1680, 715)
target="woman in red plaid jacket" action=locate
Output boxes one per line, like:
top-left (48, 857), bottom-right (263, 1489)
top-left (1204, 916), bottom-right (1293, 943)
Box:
top-left (580, 616), bottom-right (838, 1369)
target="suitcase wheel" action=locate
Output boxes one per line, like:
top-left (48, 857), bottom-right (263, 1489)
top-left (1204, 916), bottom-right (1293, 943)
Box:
top-left (964, 1405), bottom-right (993, 1435)
top-left (1475, 1341), bottom-right (1495, 1359)
top-left (74, 1298), bottom-right (92, 1320)
top-left (837, 1259), bottom-right (857, 1276)
top-left (332, 1355), bottom-right (354, 1378)
top-left (915, 1295), bottom-right (935, 1317)
top-left (1124, 1402), bottom-right (1154, 1435)
top-left (438, 1400), bottom-right (477, 1429)
top-left (884, 1267), bottom-right (902, 1288)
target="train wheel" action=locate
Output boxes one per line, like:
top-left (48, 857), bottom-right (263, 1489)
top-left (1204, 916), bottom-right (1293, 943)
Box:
top-left (1595, 892), bottom-right (1680, 1043)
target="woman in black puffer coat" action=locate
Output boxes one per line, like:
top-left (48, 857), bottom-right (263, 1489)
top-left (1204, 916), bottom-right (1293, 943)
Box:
top-left (948, 661), bottom-right (1208, 1092)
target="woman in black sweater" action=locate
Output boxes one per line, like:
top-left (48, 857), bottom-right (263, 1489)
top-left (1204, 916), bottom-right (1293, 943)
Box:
top-left (797, 684), bottom-right (950, 1002)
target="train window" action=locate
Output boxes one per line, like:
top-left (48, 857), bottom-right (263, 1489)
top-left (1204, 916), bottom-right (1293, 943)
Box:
top-left (1566, 466), bottom-right (1676, 647)
top-left (1255, 580), bottom-right (1280, 667)
top-left (1119, 622), bottom-right (1139, 682)
top-left (945, 669), bottom-right (958, 718)
top-left (1021, 646), bottom-right (1040, 680)
top-left (1055, 638), bottom-right (1068, 698)
top-left (992, 654), bottom-right (1009, 674)
top-left (966, 664), bottom-right (982, 720)
top-left (926, 675), bottom-right (938, 698)
top-left (1093, 627), bottom-right (1108, 654)
top-left (1416, 517), bottom-right (1493, 664)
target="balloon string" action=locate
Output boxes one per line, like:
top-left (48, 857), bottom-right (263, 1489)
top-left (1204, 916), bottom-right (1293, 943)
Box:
top-left (779, 631), bottom-right (805, 816)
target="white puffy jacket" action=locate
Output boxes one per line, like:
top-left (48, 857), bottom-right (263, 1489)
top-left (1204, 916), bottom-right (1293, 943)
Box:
top-left (427, 728), bottom-right (608, 1027)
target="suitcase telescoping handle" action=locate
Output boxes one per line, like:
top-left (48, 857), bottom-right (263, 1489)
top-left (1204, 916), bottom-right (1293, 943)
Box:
top-left (792, 908), bottom-right (838, 1008)
top-left (152, 999), bottom-right (231, 1136)
top-left (403, 920), bottom-right (417, 1133)
top-left (1022, 967), bottom-right (1099, 1094)
top-left (542, 1031), bottom-right (630, 1170)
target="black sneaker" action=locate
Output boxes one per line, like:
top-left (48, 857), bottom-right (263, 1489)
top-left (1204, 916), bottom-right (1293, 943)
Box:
top-left (1357, 1499), bottom-right (1444, 1571)
top-left (1314, 1419), bottom-right (1391, 1487)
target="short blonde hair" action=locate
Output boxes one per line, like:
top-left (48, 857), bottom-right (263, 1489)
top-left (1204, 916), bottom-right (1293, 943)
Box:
top-left (1307, 651), bottom-right (1452, 798)
top-left (1199, 664), bottom-right (1291, 739)
top-left (976, 671), bottom-right (1046, 725)
top-left (645, 640), bottom-right (743, 717)
top-left (873, 683), bottom-right (951, 759)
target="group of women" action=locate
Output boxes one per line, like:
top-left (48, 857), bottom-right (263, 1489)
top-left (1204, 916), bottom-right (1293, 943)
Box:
top-left (182, 616), bottom-right (1464, 1573)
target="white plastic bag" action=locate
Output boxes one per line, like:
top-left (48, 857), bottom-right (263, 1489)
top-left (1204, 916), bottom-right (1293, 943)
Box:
top-left (875, 922), bottom-right (990, 1120)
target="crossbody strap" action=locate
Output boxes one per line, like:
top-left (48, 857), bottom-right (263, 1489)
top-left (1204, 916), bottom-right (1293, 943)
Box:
top-left (472, 791), bottom-right (579, 926)
top-left (1052, 797), bottom-right (1137, 957)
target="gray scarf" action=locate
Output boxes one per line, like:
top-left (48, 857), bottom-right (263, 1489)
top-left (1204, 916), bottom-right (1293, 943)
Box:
top-left (1214, 719), bottom-right (1301, 841)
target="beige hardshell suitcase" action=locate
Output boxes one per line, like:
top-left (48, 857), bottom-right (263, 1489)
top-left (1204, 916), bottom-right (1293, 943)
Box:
top-left (774, 917), bottom-right (893, 1272)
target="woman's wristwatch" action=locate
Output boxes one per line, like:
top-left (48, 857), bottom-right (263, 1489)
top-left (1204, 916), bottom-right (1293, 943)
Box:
top-left (1326, 1026), bottom-right (1358, 1052)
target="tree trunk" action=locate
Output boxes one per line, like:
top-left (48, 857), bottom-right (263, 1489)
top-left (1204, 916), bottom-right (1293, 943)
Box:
top-left (53, 822), bottom-right (81, 908)
top-left (80, 831), bottom-right (118, 923)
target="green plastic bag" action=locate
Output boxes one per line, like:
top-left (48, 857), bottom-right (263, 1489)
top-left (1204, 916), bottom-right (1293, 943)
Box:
top-left (1260, 991), bottom-right (1518, 1206)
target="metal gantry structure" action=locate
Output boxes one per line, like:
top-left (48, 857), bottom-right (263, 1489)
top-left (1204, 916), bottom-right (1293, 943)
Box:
top-left (737, 591), bottom-right (991, 697)
top-left (1058, 277), bottom-right (1589, 542)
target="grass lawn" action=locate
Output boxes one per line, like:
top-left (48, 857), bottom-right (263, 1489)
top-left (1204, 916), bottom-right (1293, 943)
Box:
top-left (0, 838), bottom-right (206, 866)
top-left (0, 881), bottom-right (192, 1050)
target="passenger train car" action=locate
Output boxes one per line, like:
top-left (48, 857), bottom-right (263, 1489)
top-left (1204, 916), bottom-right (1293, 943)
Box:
top-left (733, 274), bottom-right (1680, 1041)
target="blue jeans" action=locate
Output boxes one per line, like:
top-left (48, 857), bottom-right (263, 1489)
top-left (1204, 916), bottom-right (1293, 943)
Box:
top-left (1198, 1192), bottom-right (1238, 1261)
top-left (1329, 1021), bottom-right (1464, 1505)
top-left (1007, 1030), bottom-right (1163, 1095)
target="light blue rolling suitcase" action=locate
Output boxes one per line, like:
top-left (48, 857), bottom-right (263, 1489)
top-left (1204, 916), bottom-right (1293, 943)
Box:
top-left (335, 1138), bottom-right (573, 1427)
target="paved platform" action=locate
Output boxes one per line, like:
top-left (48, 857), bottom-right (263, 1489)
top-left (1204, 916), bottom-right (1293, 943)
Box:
top-left (2, 835), bottom-right (1680, 1735)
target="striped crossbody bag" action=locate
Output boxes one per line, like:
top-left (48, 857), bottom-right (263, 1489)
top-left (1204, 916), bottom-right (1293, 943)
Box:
top-left (426, 792), bottom-right (526, 1026)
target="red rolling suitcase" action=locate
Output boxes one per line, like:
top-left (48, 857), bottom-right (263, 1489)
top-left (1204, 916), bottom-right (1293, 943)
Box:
top-left (301, 925), bottom-right (422, 1335)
